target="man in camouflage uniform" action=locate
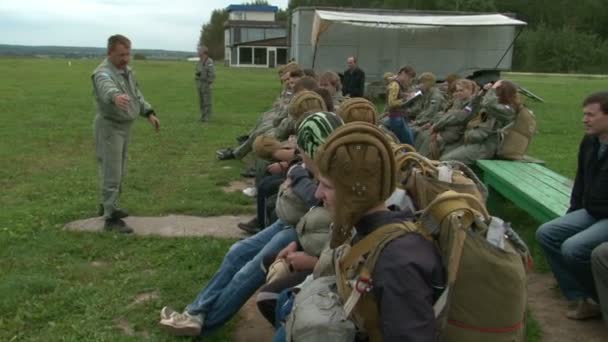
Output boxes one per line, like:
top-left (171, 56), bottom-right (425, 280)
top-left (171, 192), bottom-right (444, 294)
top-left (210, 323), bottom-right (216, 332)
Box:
top-left (195, 46), bottom-right (215, 122)
top-left (92, 34), bottom-right (160, 233)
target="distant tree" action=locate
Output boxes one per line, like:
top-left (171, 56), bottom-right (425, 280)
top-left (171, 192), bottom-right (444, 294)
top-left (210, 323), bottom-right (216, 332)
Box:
top-left (133, 53), bottom-right (147, 60)
top-left (199, 9), bottom-right (229, 60)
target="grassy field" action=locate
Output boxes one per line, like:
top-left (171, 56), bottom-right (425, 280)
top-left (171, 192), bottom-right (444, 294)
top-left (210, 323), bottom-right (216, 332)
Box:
top-left (0, 57), bottom-right (606, 341)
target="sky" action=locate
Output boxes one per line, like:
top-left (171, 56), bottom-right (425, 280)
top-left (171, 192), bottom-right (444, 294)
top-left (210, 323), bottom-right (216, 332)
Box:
top-left (0, 0), bottom-right (289, 52)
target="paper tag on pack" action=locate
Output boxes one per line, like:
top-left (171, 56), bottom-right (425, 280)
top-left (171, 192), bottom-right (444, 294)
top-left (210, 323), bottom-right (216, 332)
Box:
top-left (437, 165), bottom-right (453, 183)
top-left (487, 216), bottom-right (506, 249)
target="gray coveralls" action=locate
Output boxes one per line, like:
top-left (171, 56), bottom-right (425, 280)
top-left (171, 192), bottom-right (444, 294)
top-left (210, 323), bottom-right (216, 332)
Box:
top-left (92, 58), bottom-right (153, 219)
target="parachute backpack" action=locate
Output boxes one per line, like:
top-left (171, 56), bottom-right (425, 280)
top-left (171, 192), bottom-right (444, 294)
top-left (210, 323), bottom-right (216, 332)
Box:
top-left (397, 151), bottom-right (487, 210)
top-left (497, 104), bottom-right (537, 160)
top-left (419, 191), bottom-right (531, 342)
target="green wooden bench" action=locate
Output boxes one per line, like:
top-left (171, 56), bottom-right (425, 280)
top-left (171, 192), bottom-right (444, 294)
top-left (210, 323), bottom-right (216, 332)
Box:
top-left (476, 159), bottom-right (573, 223)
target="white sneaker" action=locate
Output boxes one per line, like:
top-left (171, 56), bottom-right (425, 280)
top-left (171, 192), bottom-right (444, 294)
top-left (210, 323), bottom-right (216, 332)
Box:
top-left (242, 187), bottom-right (257, 197)
top-left (159, 306), bottom-right (204, 336)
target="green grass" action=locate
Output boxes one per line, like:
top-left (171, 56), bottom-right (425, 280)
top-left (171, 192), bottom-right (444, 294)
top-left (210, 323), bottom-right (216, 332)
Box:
top-left (0, 58), bottom-right (605, 340)
top-left (0, 58), bottom-right (279, 341)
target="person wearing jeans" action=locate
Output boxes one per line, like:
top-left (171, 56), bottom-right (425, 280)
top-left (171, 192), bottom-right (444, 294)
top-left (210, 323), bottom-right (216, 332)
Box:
top-left (159, 111), bottom-right (344, 337)
top-left (160, 219), bottom-right (297, 335)
top-left (592, 243), bottom-right (608, 325)
top-left (536, 91), bottom-right (608, 320)
top-left (385, 65), bottom-right (417, 146)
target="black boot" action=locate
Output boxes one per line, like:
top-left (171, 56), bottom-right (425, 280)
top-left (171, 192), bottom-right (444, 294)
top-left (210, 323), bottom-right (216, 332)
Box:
top-left (240, 167), bottom-right (256, 178)
top-left (109, 208), bottom-right (129, 220)
top-left (104, 218), bottom-right (133, 234)
top-left (237, 218), bottom-right (260, 234)
top-left (216, 148), bottom-right (235, 161)
top-left (236, 135), bottom-right (249, 144)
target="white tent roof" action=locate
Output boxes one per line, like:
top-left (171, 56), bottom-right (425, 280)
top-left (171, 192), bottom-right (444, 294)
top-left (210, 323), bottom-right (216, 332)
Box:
top-left (311, 10), bottom-right (527, 46)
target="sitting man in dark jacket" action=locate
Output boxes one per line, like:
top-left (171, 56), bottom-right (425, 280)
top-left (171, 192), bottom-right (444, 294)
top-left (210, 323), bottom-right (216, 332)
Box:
top-left (537, 91), bottom-right (608, 320)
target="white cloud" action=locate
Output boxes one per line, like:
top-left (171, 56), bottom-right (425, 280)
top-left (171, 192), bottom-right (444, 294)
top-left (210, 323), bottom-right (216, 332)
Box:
top-left (0, 0), bottom-right (289, 51)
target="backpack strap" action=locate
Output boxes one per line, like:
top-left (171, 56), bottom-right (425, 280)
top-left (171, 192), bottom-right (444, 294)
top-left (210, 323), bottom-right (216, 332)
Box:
top-left (339, 222), bottom-right (419, 272)
top-left (420, 191), bottom-right (489, 319)
top-left (336, 221), bottom-right (424, 342)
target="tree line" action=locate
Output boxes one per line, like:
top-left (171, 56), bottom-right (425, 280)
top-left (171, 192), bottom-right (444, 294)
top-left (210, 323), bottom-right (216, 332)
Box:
top-left (200, 0), bottom-right (608, 73)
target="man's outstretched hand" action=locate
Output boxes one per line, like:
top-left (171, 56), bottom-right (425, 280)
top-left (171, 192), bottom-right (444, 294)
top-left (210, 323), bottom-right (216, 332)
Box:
top-left (148, 114), bottom-right (160, 132)
top-left (114, 94), bottom-right (130, 111)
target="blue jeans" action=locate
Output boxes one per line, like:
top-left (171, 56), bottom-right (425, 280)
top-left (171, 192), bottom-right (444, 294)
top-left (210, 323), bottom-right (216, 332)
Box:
top-left (536, 209), bottom-right (608, 300)
top-left (387, 116), bottom-right (414, 146)
top-left (185, 219), bottom-right (298, 333)
top-left (273, 288), bottom-right (295, 342)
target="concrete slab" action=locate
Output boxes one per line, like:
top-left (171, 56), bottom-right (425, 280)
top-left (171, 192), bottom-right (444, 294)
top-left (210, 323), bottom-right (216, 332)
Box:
top-left (64, 214), bottom-right (254, 239)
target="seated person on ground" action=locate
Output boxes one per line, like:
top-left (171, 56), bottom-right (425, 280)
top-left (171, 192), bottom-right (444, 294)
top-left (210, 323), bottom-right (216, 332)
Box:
top-left (439, 80), bottom-right (518, 165)
top-left (256, 99), bottom-right (382, 325)
top-left (319, 71), bottom-right (345, 110)
top-left (409, 72), bottom-right (447, 134)
top-left (438, 73), bottom-right (461, 104)
top-left (537, 91), bottom-right (608, 321)
top-left (384, 65), bottom-right (417, 145)
top-left (275, 122), bottom-right (445, 341)
top-left (415, 79), bottom-right (478, 158)
top-left (592, 242), bottom-right (608, 325)
top-left (158, 112), bottom-right (344, 337)
top-left (215, 69), bottom-right (303, 161)
top-left (234, 62), bottom-right (301, 151)
top-left (237, 91), bottom-right (329, 233)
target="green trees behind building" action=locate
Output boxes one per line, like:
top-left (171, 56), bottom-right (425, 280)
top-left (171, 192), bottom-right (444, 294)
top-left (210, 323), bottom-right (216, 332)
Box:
top-left (199, 0), bottom-right (608, 73)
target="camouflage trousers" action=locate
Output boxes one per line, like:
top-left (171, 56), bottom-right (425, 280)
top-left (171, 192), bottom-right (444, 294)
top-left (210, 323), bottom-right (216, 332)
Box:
top-left (439, 140), bottom-right (498, 166)
top-left (197, 81), bottom-right (213, 121)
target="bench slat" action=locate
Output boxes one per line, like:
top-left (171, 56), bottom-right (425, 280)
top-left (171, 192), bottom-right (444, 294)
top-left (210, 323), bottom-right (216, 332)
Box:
top-left (497, 162), bottom-right (573, 197)
top-left (476, 160), bottom-right (572, 222)
top-left (483, 164), bottom-right (569, 215)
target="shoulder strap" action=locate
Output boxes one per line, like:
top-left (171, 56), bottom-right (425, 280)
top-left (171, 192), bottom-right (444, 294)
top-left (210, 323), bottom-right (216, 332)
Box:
top-left (340, 221), bottom-right (422, 273)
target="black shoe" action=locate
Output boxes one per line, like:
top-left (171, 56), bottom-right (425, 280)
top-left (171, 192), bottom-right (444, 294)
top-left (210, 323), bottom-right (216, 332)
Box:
top-left (109, 208), bottom-right (129, 220)
top-left (238, 218), bottom-right (261, 235)
top-left (236, 135), bottom-right (249, 144)
top-left (104, 218), bottom-right (133, 234)
top-left (240, 167), bottom-right (256, 178)
top-left (216, 148), bottom-right (235, 161)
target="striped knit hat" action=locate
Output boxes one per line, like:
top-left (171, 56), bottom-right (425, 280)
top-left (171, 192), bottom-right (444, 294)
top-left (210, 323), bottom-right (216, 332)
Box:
top-left (296, 112), bottom-right (344, 158)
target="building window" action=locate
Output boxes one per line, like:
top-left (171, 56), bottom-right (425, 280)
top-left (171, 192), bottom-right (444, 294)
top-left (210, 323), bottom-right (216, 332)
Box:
top-left (231, 47), bottom-right (238, 65)
top-left (277, 48), bottom-right (287, 65)
top-left (254, 48), bottom-right (267, 65)
top-left (239, 47), bottom-right (252, 64)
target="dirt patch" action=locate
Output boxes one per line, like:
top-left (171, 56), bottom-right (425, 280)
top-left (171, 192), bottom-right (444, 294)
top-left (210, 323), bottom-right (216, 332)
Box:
top-left (232, 295), bottom-right (275, 342)
top-left (90, 260), bottom-right (108, 268)
top-left (65, 214), bottom-right (255, 239)
top-left (114, 318), bottom-right (150, 339)
top-left (222, 179), bottom-right (254, 194)
top-left (528, 272), bottom-right (607, 341)
top-left (114, 318), bottom-right (135, 336)
top-left (129, 291), bottom-right (160, 308)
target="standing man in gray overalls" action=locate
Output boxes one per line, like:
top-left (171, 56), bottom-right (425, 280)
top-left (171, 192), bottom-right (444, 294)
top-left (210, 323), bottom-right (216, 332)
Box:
top-left (92, 34), bottom-right (160, 233)
top-left (195, 46), bottom-right (215, 122)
